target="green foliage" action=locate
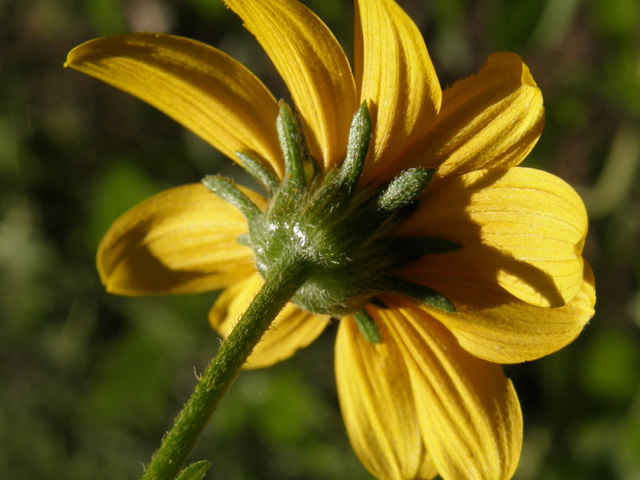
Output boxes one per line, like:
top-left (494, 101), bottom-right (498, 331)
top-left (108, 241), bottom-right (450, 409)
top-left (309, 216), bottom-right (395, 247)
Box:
top-left (590, 0), bottom-right (640, 38)
top-left (83, 0), bottom-right (126, 36)
top-left (489, 0), bottom-right (546, 49)
top-left (580, 328), bottom-right (640, 401)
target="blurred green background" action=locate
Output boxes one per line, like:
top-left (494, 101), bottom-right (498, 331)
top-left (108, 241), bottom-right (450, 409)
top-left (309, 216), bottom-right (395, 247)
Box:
top-left (1, 0), bottom-right (640, 478)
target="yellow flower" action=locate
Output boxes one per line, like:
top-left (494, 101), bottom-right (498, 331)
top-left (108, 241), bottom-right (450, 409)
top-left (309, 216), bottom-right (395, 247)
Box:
top-left (66, 0), bottom-right (595, 479)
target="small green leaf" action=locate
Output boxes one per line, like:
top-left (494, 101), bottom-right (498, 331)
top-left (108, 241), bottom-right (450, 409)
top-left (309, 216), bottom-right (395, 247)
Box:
top-left (175, 460), bottom-right (211, 480)
top-left (276, 100), bottom-right (305, 190)
top-left (377, 168), bottom-right (434, 212)
top-left (300, 102), bottom-right (371, 219)
top-left (202, 175), bottom-right (261, 223)
top-left (385, 277), bottom-right (456, 314)
top-left (236, 152), bottom-right (279, 195)
top-left (353, 309), bottom-right (381, 344)
top-left (340, 101), bottom-right (372, 192)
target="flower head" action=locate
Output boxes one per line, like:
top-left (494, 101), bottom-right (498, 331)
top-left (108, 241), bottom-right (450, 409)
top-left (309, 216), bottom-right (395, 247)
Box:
top-left (66, 0), bottom-right (595, 479)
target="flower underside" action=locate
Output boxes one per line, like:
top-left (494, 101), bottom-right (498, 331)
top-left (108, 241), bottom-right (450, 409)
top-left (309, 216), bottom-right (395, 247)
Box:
top-left (61, 0), bottom-right (598, 476)
top-left (204, 100), bottom-right (459, 341)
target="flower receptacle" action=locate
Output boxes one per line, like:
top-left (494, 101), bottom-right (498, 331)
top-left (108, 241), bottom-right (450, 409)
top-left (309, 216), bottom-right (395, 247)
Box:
top-left (204, 101), bottom-right (457, 319)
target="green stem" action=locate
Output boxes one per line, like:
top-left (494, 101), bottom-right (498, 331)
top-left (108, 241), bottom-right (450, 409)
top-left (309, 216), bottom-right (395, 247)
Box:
top-left (141, 257), bottom-right (309, 480)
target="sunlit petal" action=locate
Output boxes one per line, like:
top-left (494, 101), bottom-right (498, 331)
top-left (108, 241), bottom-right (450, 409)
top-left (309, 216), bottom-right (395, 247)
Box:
top-left (395, 53), bottom-right (544, 178)
top-left (224, 0), bottom-right (357, 171)
top-left (398, 259), bottom-right (595, 364)
top-left (355, 0), bottom-right (441, 183)
top-left (383, 301), bottom-right (522, 480)
top-left (336, 313), bottom-right (436, 480)
top-left (98, 184), bottom-right (264, 295)
top-left (209, 273), bottom-right (329, 369)
top-left (66, 33), bottom-right (283, 177)
top-left (399, 167), bottom-right (588, 307)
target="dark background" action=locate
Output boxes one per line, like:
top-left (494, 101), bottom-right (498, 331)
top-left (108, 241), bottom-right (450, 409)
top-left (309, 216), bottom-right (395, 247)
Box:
top-left (1, 0), bottom-right (639, 478)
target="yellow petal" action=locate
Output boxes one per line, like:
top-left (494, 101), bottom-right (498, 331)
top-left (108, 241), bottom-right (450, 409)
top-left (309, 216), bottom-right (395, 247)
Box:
top-left (224, 0), bottom-right (357, 171)
top-left (383, 301), bottom-right (523, 480)
top-left (335, 313), bottom-right (436, 480)
top-left (209, 273), bottom-right (328, 369)
top-left (355, 0), bottom-right (441, 184)
top-left (399, 167), bottom-right (588, 307)
top-left (98, 184), bottom-right (264, 295)
top-left (66, 33), bottom-right (283, 176)
top-left (398, 258), bottom-right (595, 364)
top-left (395, 53), bottom-right (544, 178)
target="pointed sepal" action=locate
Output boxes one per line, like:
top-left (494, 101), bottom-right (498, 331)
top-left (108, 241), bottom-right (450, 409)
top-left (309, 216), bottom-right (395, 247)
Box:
top-left (175, 460), bottom-right (211, 480)
top-left (276, 100), bottom-right (305, 191)
top-left (385, 277), bottom-right (456, 314)
top-left (353, 309), bottom-right (381, 344)
top-left (202, 175), bottom-right (261, 223)
top-left (236, 152), bottom-right (279, 195)
top-left (378, 168), bottom-right (434, 212)
top-left (339, 101), bottom-right (372, 192)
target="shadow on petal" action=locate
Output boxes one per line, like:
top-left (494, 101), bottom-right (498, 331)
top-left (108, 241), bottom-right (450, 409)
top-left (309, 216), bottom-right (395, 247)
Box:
top-left (104, 242), bottom-right (255, 295)
top-left (397, 167), bottom-right (586, 308)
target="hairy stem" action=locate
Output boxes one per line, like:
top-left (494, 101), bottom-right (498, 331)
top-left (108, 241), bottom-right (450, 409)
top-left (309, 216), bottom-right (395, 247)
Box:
top-left (141, 257), bottom-right (309, 480)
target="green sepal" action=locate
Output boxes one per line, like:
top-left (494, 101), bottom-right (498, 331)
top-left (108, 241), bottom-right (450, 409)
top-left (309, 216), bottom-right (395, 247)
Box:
top-left (236, 152), bottom-right (279, 195)
top-left (385, 277), bottom-right (456, 314)
top-left (236, 234), bottom-right (250, 246)
top-left (276, 100), bottom-right (305, 191)
top-left (339, 101), bottom-right (371, 192)
top-left (300, 102), bottom-right (371, 220)
top-left (175, 460), bottom-right (211, 480)
top-left (387, 236), bottom-right (462, 256)
top-left (202, 175), bottom-right (261, 223)
top-left (378, 168), bottom-right (434, 212)
top-left (353, 309), bottom-right (381, 344)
